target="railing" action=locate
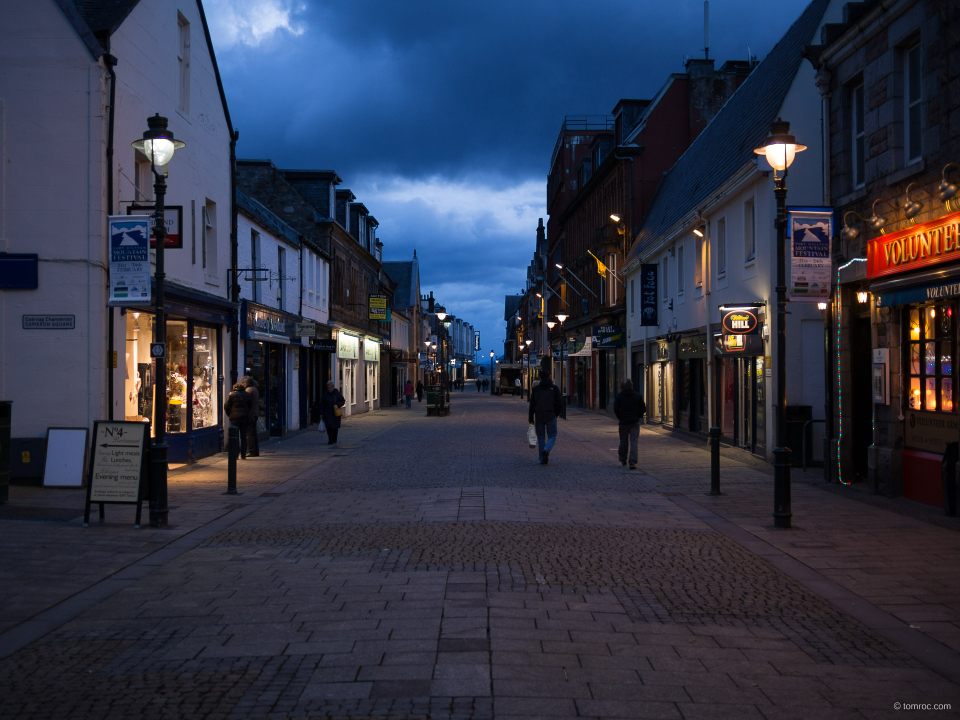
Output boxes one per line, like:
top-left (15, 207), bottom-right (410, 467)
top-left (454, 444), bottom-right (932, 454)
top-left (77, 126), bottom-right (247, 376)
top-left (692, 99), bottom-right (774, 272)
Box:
top-left (550, 115), bottom-right (615, 176)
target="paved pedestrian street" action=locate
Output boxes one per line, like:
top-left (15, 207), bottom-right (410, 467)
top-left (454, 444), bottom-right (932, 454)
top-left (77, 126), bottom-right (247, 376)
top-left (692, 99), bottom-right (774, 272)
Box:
top-left (1, 394), bottom-right (959, 720)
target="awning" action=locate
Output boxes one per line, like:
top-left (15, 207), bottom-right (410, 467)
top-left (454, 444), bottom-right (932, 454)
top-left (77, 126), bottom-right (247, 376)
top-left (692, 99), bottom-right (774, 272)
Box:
top-left (248, 331), bottom-right (290, 345)
top-left (873, 263), bottom-right (960, 307)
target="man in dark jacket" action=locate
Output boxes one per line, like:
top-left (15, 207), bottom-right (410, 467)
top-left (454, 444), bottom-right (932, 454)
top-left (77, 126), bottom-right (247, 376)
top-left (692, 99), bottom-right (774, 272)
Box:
top-left (613, 379), bottom-right (646, 469)
top-left (528, 370), bottom-right (562, 464)
top-left (224, 383), bottom-right (252, 459)
top-left (243, 376), bottom-right (260, 457)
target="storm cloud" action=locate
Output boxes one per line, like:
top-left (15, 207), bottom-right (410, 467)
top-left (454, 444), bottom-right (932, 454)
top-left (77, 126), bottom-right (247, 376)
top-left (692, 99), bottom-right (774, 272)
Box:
top-left (205, 0), bottom-right (813, 355)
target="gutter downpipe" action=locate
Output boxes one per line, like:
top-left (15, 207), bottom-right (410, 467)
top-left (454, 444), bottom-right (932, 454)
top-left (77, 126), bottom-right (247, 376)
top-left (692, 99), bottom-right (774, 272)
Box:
top-left (229, 129), bottom-right (240, 387)
top-left (105, 52), bottom-right (118, 421)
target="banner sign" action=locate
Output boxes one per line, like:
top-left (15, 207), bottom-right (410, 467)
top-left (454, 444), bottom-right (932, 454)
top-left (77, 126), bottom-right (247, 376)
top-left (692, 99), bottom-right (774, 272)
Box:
top-left (593, 325), bottom-right (625, 349)
top-left (474, 330), bottom-right (480, 351)
top-left (108, 216), bottom-right (151, 305)
top-left (337, 332), bottom-right (359, 360)
top-left (640, 264), bottom-right (659, 326)
top-left (126, 204), bottom-right (183, 248)
top-left (868, 209), bottom-right (960, 279)
top-left (368, 294), bottom-right (388, 320)
top-left (363, 338), bottom-right (380, 362)
top-left (788, 208), bottom-right (833, 302)
top-left (568, 336), bottom-right (593, 357)
top-left (720, 307), bottom-right (760, 335)
top-left (904, 410), bottom-right (959, 454)
top-left (84, 421), bottom-right (149, 528)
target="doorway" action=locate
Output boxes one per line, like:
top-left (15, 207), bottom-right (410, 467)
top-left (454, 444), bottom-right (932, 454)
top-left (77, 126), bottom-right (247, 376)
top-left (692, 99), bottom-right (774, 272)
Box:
top-left (851, 314), bottom-right (873, 481)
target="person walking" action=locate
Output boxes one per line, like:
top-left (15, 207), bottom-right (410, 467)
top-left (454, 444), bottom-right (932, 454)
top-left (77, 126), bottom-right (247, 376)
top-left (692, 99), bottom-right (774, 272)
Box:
top-left (242, 376), bottom-right (260, 457)
top-left (476, 378), bottom-right (481, 392)
top-left (528, 369), bottom-right (562, 465)
top-left (614, 379), bottom-right (646, 469)
top-left (319, 380), bottom-right (346, 445)
top-left (224, 382), bottom-right (252, 459)
top-left (404, 380), bottom-right (414, 409)
top-left (416, 380), bottom-right (424, 403)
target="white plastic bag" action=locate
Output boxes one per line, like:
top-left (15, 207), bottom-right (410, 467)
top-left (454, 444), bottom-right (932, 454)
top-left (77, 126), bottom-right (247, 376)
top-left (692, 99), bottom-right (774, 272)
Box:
top-left (318, 417), bottom-right (326, 433)
top-left (527, 424), bottom-right (537, 448)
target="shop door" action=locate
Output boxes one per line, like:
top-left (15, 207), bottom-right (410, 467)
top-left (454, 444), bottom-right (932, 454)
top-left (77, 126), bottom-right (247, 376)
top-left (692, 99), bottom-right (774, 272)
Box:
top-left (576, 361), bottom-right (586, 408)
top-left (719, 358), bottom-right (735, 440)
top-left (851, 315), bottom-right (872, 481)
top-left (245, 341), bottom-right (269, 436)
top-left (739, 358), bottom-right (758, 453)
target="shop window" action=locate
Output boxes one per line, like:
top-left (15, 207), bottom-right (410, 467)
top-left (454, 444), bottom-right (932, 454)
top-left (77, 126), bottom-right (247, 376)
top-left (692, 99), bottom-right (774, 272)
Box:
top-left (167, 320), bottom-right (189, 434)
top-left (192, 326), bottom-right (218, 430)
top-left (906, 304), bottom-right (955, 412)
top-left (124, 311), bottom-right (155, 426)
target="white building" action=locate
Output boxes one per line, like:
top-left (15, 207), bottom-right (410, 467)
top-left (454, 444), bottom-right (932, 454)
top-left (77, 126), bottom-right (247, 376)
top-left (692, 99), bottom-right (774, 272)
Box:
top-left (0, 0), bottom-right (235, 462)
top-left (623, 0), bottom-right (840, 463)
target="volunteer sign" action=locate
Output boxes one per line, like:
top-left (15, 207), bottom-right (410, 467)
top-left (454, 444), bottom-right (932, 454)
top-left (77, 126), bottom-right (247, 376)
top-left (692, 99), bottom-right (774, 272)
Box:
top-left (788, 208), bottom-right (832, 302)
top-left (108, 216), bottom-right (151, 305)
top-left (84, 421), bottom-right (149, 528)
top-left (868, 209), bottom-right (960, 279)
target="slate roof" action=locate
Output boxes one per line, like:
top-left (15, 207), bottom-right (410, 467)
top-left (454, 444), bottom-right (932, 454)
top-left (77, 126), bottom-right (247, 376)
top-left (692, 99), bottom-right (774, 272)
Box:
top-left (72, 0), bottom-right (141, 36)
top-left (236, 190), bottom-right (300, 246)
top-left (382, 262), bottom-right (414, 307)
top-left (626, 0), bottom-right (831, 264)
top-left (504, 295), bottom-right (522, 322)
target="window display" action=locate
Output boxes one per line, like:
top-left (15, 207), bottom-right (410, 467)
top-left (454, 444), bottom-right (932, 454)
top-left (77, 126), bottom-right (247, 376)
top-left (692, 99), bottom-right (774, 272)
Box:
top-left (125, 312), bottom-right (155, 425)
top-left (167, 320), bottom-right (188, 433)
top-left (192, 326), bottom-right (218, 429)
top-left (906, 304), bottom-right (955, 412)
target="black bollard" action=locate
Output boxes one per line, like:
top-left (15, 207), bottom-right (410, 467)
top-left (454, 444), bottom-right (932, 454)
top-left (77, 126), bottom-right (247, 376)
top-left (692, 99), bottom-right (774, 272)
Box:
top-left (709, 426), bottom-right (721, 496)
top-left (226, 425), bottom-right (239, 495)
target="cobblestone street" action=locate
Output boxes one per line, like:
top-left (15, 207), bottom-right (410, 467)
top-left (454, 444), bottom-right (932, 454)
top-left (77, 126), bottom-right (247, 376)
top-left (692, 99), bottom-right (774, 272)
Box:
top-left (1, 394), bottom-right (959, 719)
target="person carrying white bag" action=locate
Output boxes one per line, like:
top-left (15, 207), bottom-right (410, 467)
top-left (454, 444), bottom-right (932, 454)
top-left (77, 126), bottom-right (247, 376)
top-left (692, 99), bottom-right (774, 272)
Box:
top-left (528, 369), bottom-right (562, 465)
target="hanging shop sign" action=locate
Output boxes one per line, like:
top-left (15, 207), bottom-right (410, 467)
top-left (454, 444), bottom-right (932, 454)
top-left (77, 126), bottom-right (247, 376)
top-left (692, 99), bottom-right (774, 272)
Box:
top-left (653, 339), bottom-right (674, 363)
top-left (867, 209), bottom-right (960, 279)
top-left (788, 208), bottom-right (833, 302)
top-left (311, 338), bottom-right (337, 352)
top-left (108, 216), bottom-right (151, 305)
top-left (568, 336), bottom-right (593, 357)
top-left (640, 264), bottom-right (659, 326)
top-left (593, 325), bottom-right (626, 349)
top-left (126, 204), bottom-right (184, 248)
top-left (368, 294), bottom-right (388, 321)
top-left (720, 306), bottom-right (761, 335)
top-left (84, 421), bottom-right (149, 528)
top-left (363, 338), bottom-right (380, 362)
top-left (714, 332), bottom-right (765, 356)
top-left (337, 332), bottom-right (359, 360)
top-left (294, 322), bottom-right (316, 337)
top-left (904, 410), bottom-right (959, 454)
top-left (678, 334), bottom-right (707, 359)
top-left (474, 331), bottom-right (480, 351)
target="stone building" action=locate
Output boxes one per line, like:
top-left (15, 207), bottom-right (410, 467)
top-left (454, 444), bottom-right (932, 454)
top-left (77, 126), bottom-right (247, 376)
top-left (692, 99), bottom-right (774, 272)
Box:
top-left (807, 0), bottom-right (960, 503)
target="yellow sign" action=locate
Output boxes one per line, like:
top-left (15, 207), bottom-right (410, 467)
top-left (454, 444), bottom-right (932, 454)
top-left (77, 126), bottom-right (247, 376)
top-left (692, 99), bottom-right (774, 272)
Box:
top-left (368, 294), bottom-right (387, 320)
top-left (21, 451), bottom-right (30, 463)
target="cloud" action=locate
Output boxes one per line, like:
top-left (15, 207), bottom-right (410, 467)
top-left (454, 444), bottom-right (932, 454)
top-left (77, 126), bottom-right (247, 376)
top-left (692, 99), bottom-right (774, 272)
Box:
top-left (205, 0), bottom-right (305, 49)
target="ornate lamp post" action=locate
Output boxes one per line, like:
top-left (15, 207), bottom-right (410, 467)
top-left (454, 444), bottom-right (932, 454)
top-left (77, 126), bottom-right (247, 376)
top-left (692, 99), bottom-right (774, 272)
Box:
top-left (754, 118), bottom-right (806, 529)
top-left (557, 314), bottom-right (568, 418)
top-left (131, 114), bottom-right (185, 530)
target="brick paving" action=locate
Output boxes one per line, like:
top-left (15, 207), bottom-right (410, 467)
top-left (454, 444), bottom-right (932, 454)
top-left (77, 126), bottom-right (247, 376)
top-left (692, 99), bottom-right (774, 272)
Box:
top-left (0, 394), bottom-right (959, 718)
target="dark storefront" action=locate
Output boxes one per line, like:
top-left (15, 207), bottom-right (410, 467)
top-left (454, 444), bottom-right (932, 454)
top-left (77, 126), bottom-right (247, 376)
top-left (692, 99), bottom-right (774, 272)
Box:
top-left (304, 337), bottom-right (335, 424)
top-left (240, 301), bottom-right (301, 437)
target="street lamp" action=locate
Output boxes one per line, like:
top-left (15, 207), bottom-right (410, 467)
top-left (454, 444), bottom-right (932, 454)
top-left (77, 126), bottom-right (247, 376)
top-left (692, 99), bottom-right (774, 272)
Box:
top-left (557, 314), bottom-right (568, 418)
top-left (754, 118), bottom-right (806, 529)
top-left (489, 350), bottom-right (495, 395)
top-left (131, 114), bottom-right (185, 530)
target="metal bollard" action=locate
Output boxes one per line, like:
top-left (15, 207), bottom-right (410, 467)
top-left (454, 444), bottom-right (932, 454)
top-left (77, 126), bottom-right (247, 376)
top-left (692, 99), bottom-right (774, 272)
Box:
top-left (226, 425), bottom-right (239, 495)
top-left (709, 426), bottom-right (721, 496)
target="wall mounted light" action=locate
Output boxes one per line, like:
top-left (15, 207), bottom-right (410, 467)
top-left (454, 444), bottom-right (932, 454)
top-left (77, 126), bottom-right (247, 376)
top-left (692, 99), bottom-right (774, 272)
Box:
top-left (903, 182), bottom-right (924, 222)
top-left (610, 214), bottom-right (621, 223)
top-left (693, 225), bottom-right (705, 238)
top-left (817, 301), bottom-right (828, 311)
top-left (841, 211), bottom-right (864, 242)
top-left (867, 199), bottom-right (886, 234)
top-left (857, 290), bottom-right (869, 304)
top-left (940, 163), bottom-right (959, 209)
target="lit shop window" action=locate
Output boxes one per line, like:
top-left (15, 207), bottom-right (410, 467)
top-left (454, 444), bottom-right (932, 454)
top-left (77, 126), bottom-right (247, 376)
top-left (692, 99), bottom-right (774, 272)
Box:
top-left (907, 304), bottom-right (955, 412)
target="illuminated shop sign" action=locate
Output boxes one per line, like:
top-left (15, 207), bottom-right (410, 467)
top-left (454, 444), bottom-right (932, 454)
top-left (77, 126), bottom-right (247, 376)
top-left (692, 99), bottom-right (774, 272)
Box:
top-left (720, 307), bottom-right (760, 335)
top-left (867, 210), bottom-right (960, 279)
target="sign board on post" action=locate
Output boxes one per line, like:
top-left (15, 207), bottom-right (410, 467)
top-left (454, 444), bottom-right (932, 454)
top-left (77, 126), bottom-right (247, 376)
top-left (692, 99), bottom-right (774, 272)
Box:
top-left (640, 264), bottom-right (659, 326)
top-left (592, 325), bottom-right (625, 349)
top-left (788, 208), bottom-right (833, 302)
top-left (126, 204), bottom-right (184, 248)
top-left (84, 421), bottom-right (149, 528)
top-left (368, 294), bottom-right (388, 321)
top-left (108, 216), bottom-right (151, 305)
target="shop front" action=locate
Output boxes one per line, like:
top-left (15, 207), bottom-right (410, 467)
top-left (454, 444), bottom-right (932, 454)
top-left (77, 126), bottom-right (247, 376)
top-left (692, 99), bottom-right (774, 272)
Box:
top-left (647, 338), bottom-right (674, 427)
top-left (863, 209), bottom-right (960, 505)
top-left (714, 305), bottom-right (767, 454)
top-left (336, 330), bottom-right (360, 415)
top-left (677, 334), bottom-right (708, 433)
top-left (304, 336), bottom-right (335, 424)
top-left (363, 338), bottom-right (380, 411)
top-left (241, 301), bottom-right (300, 437)
top-left (594, 325), bottom-right (625, 411)
top-left (122, 292), bottom-right (232, 463)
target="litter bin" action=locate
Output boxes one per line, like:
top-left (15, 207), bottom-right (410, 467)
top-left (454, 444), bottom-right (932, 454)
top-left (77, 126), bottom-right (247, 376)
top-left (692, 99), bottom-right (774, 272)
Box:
top-left (0, 401), bottom-right (11, 504)
top-left (783, 405), bottom-right (812, 464)
top-left (942, 442), bottom-right (958, 517)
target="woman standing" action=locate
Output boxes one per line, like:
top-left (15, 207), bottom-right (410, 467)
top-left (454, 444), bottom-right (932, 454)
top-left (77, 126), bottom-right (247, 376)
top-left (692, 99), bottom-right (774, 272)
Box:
top-left (319, 380), bottom-right (346, 445)
top-left (223, 382), bottom-right (252, 459)
top-left (404, 380), bottom-right (414, 409)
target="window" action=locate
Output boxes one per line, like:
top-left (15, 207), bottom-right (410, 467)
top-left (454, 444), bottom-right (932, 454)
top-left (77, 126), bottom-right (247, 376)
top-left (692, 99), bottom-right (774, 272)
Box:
top-left (695, 233), bottom-right (704, 288)
top-left (744, 199), bottom-right (755, 262)
top-left (852, 83), bottom-right (865, 187)
top-left (134, 155), bottom-right (152, 202)
top-left (277, 247), bottom-right (285, 310)
top-left (905, 44), bottom-right (921, 163)
top-left (906, 304), bottom-right (954, 413)
top-left (178, 13), bottom-right (190, 112)
top-left (630, 279), bottom-right (635, 315)
top-left (250, 230), bottom-right (260, 303)
top-left (203, 199), bottom-right (218, 280)
top-left (717, 217), bottom-right (726, 276)
top-left (677, 245), bottom-right (685, 294)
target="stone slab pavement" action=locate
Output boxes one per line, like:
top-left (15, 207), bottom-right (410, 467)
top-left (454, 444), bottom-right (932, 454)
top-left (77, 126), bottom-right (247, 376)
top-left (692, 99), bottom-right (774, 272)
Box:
top-left (0, 393), bottom-right (958, 719)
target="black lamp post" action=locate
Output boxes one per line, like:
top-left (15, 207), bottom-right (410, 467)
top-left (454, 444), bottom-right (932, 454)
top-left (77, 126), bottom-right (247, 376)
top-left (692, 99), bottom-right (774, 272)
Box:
top-left (436, 310), bottom-right (447, 415)
top-left (754, 118), bottom-right (806, 530)
top-left (557, 314), bottom-right (568, 418)
top-left (489, 350), bottom-right (495, 394)
top-left (131, 114), bottom-right (185, 529)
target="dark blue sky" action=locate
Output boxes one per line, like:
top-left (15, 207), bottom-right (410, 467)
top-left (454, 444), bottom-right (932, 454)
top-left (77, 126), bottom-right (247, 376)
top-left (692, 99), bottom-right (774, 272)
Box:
top-left (206, 0), bottom-right (813, 357)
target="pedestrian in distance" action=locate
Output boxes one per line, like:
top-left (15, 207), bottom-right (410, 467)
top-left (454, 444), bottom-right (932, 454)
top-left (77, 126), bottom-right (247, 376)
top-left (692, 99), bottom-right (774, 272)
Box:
top-left (319, 381), bottom-right (346, 445)
top-left (528, 369), bottom-right (562, 465)
top-left (242, 376), bottom-right (260, 457)
top-left (416, 380), bottom-right (424, 403)
top-left (614, 378), bottom-right (646, 470)
top-left (476, 378), bottom-right (482, 392)
top-left (224, 382), bottom-right (252, 459)
top-left (404, 380), bottom-right (414, 409)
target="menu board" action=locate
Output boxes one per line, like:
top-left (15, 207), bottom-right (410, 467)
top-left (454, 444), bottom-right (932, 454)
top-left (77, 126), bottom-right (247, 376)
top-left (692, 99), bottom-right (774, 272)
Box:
top-left (84, 421), bottom-right (149, 528)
